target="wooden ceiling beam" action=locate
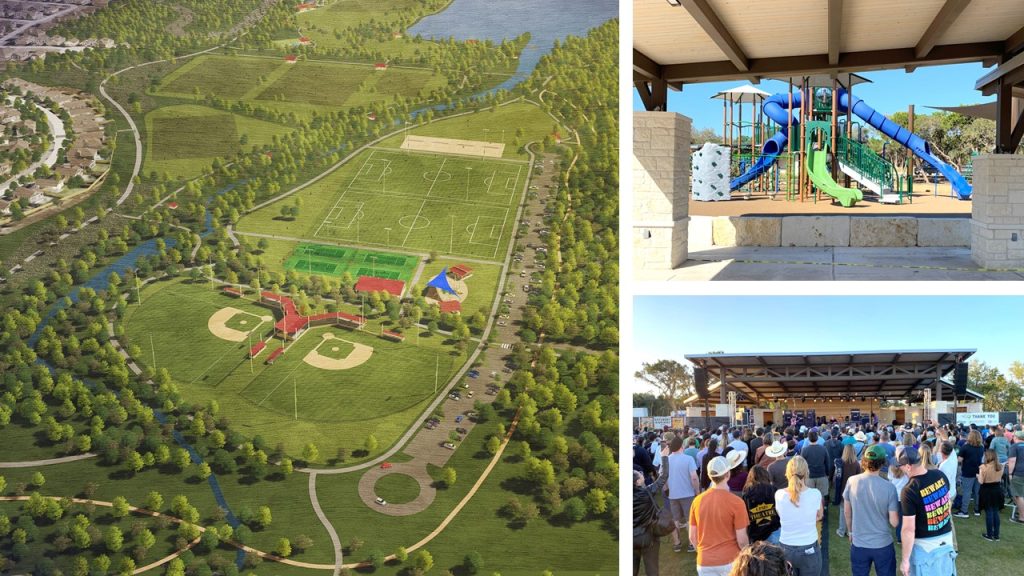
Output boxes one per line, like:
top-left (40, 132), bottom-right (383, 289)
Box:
top-left (679, 0), bottom-right (749, 72)
top-left (633, 48), bottom-right (660, 80)
top-left (915, 0), bottom-right (972, 59)
top-left (662, 42), bottom-right (1003, 84)
top-left (828, 0), bottom-right (843, 66)
top-left (1006, 25), bottom-right (1024, 56)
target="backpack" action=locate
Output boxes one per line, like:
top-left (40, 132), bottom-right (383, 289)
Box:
top-left (832, 457), bottom-right (844, 506)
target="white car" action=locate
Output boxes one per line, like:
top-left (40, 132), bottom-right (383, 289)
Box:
top-left (443, 442), bottom-right (456, 450)
top-left (375, 497), bottom-right (387, 506)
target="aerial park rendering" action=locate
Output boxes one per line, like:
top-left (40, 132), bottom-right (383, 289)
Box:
top-left (0, 1), bottom-right (619, 575)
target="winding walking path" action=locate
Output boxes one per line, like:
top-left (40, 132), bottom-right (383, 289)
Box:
top-left (0, 453), bottom-right (96, 468)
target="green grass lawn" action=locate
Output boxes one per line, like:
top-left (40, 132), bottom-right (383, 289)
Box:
top-left (144, 104), bottom-right (293, 181)
top-left (0, 418), bottom-right (90, 463)
top-left (377, 101), bottom-right (561, 161)
top-left (656, 502), bottom-right (1023, 575)
top-left (223, 309), bottom-right (267, 333)
top-left (418, 261), bottom-right (502, 318)
top-left (236, 147), bottom-right (527, 261)
top-left (373, 473), bottom-right (421, 504)
top-left (316, 416), bottom-right (616, 575)
top-left (315, 339), bottom-right (355, 361)
top-left (121, 278), bottom-right (470, 461)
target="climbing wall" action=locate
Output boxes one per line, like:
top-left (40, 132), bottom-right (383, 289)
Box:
top-left (691, 143), bottom-right (731, 201)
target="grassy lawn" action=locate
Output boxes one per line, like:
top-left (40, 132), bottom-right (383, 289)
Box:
top-left (144, 104), bottom-right (293, 181)
top-left (316, 339), bottom-right (355, 360)
top-left (316, 416), bottom-right (616, 575)
top-left (254, 60), bottom-right (375, 107)
top-left (121, 278), bottom-right (471, 461)
top-left (418, 260), bottom-right (502, 318)
top-left (656, 503), bottom-right (1023, 575)
top-left (373, 473), bottom-right (421, 504)
top-left (377, 101), bottom-right (561, 161)
top-left (0, 418), bottom-right (91, 463)
top-left (236, 147), bottom-right (527, 261)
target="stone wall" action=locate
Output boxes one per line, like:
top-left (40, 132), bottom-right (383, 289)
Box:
top-left (693, 215), bottom-right (969, 247)
top-left (633, 112), bottom-right (690, 272)
top-left (971, 154), bottom-right (1024, 267)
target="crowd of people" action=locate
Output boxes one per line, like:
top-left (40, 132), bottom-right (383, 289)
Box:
top-left (633, 419), bottom-right (1024, 576)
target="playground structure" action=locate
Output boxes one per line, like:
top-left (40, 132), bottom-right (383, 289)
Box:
top-left (703, 76), bottom-right (974, 208)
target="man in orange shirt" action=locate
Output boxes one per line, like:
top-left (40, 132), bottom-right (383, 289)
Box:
top-left (690, 452), bottom-right (750, 576)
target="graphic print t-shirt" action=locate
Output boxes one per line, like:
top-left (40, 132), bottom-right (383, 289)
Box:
top-left (900, 469), bottom-right (952, 539)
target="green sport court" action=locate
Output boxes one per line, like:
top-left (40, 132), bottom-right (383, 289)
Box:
top-left (309, 148), bottom-right (526, 261)
top-left (284, 244), bottom-right (419, 282)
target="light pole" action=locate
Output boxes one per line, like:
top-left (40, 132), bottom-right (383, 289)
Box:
top-left (465, 167), bottom-right (472, 201)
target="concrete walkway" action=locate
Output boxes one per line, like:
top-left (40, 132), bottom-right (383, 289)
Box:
top-left (640, 246), bottom-right (1024, 281)
top-left (0, 453), bottom-right (96, 468)
top-left (308, 473), bottom-right (343, 575)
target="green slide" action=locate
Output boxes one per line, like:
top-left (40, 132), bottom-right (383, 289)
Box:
top-left (806, 146), bottom-right (862, 207)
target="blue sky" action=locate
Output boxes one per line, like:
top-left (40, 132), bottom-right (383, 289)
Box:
top-left (632, 296), bottom-right (1023, 394)
top-left (632, 62), bottom-right (994, 133)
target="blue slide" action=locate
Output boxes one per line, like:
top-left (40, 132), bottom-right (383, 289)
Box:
top-left (837, 88), bottom-right (971, 199)
top-left (728, 91), bottom-right (803, 190)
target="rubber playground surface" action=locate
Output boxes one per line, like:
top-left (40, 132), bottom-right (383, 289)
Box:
top-left (284, 243), bottom-right (419, 282)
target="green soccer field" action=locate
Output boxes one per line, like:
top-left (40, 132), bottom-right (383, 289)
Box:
top-left (121, 279), bottom-right (469, 459)
top-left (238, 148), bottom-right (528, 261)
top-left (284, 243), bottom-right (420, 283)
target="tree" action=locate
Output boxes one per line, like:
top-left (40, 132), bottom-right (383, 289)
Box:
top-left (198, 462), bottom-right (212, 479)
top-left (144, 491), bottom-right (163, 512)
top-left (634, 360), bottom-right (692, 414)
top-left (165, 558), bottom-right (185, 576)
top-left (368, 549), bottom-right (386, 570)
top-left (293, 534), bottom-right (314, 552)
top-left (440, 466), bottom-right (457, 487)
top-left (281, 458), bottom-right (294, 475)
top-left (394, 546), bottom-right (408, 563)
top-left (486, 435), bottom-right (501, 455)
top-left (254, 506), bottom-right (272, 529)
top-left (464, 551), bottom-right (484, 574)
top-left (200, 527), bottom-right (220, 551)
top-left (30, 471), bottom-right (45, 487)
top-left (105, 525), bottom-right (124, 552)
top-left (364, 435), bottom-right (378, 453)
top-left (414, 550), bottom-right (434, 573)
top-left (276, 537), bottom-right (292, 557)
top-left (112, 496), bottom-right (130, 518)
top-left (302, 443), bottom-right (320, 463)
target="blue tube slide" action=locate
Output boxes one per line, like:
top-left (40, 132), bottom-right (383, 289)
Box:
top-left (729, 92), bottom-right (803, 191)
top-left (837, 88), bottom-right (971, 199)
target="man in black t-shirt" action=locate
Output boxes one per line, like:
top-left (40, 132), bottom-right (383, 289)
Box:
top-left (897, 445), bottom-right (955, 576)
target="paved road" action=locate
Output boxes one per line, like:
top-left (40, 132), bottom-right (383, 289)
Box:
top-left (0, 453), bottom-right (96, 468)
top-left (0, 5), bottom-right (79, 44)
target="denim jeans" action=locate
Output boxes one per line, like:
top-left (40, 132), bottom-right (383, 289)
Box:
top-left (632, 538), bottom-right (659, 576)
top-left (850, 543), bottom-right (896, 576)
top-left (909, 542), bottom-right (957, 576)
top-left (959, 477), bottom-right (980, 514)
top-left (984, 507), bottom-right (1001, 538)
top-left (781, 541), bottom-right (821, 576)
top-left (766, 528), bottom-right (782, 545)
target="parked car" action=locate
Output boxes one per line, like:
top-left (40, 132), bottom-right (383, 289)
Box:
top-left (456, 427), bottom-right (468, 434)
top-left (455, 415), bottom-right (464, 423)
top-left (468, 370), bottom-right (480, 378)
top-left (375, 497), bottom-right (387, 506)
top-left (443, 442), bottom-right (456, 450)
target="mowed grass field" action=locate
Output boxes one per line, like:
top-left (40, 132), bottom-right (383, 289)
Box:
top-left (316, 418), bottom-right (617, 576)
top-left (121, 279), bottom-right (470, 460)
top-left (154, 54), bottom-right (447, 116)
top-left (379, 101), bottom-right (562, 160)
top-left (236, 148), bottom-right (527, 261)
top-left (144, 104), bottom-right (293, 181)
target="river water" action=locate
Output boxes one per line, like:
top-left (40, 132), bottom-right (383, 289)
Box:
top-left (409, 0), bottom-right (618, 94)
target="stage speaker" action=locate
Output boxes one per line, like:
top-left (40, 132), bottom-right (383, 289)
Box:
top-left (953, 362), bottom-right (968, 396)
top-left (694, 367), bottom-right (709, 399)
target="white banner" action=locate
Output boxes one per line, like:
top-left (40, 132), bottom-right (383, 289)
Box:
top-left (633, 407), bottom-right (650, 418)
top-left (652, 416), bottom-right (673, 429)
top-left (955, 412), bottom-right (999, 426)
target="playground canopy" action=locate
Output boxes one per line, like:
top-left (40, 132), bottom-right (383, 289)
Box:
top-left (635, 1), bottom-right (1024, 151)
top-left (711, 84), bottom-right (770, 103)
top-left (684, 349), bottom-right (979, 402)
top-left (426, 268), bottom-right (457, 294)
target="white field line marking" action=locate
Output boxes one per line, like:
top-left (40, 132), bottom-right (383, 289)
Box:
top-left (401, 157), bottom-right (447, 247)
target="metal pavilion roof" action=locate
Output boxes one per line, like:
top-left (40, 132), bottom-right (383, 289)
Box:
top-left (684, 349), bottom-right (977, 401)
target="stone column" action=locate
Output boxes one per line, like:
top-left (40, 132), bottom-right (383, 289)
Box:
top-left (633, 112), bottom-right (691, 274)
top-left (971, 154), bottom-right (1024, 268)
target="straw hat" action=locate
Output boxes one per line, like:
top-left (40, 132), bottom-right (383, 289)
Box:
top-left (854, 431), bottom-right (868, 442)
